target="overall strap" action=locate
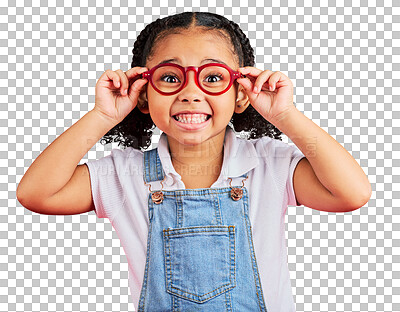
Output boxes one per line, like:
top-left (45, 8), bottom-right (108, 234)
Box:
top-left (143, 148), bottom-right (165, 183)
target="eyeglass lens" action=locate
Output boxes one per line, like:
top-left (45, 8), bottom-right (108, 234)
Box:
top-left (152, 65), bottom-right (231, 94)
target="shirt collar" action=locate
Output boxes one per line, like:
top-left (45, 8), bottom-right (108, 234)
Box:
top-left (157, 127), bottom-right (259, 180)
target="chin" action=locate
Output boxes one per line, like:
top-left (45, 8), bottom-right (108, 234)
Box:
top-left (174, 135), bottom-right (209, 146)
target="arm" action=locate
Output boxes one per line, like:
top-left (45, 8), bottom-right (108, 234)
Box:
top-left (272, 106), bottom-right (372, 213)
top-left (17, 110), bottom-right (117, 214)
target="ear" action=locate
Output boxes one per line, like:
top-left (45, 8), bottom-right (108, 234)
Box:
top-left (234, 84), bottom-right (250, 114)
top-left (137, 89), bottom-right (149, 114)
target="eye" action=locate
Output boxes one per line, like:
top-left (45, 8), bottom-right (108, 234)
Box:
top-left (160, 74), bottom-right (180, 83)
top-left (204, 73), bottom-right (223, 83)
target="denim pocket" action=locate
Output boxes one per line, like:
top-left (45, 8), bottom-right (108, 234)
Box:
top-left (163, 225), bottom-right (236, 303)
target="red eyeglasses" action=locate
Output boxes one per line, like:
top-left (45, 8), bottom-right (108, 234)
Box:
top-left (137, 63), bottom-right (246, 96)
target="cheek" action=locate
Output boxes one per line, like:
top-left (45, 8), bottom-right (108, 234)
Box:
top-left (211, 101), bottom-right (235, 123)
top-left (216, 95), bottom-right (236, 115)
top-left (146, 94), bottom-right (168, 123)
top-left (149, 104), bottom-right (168, 121)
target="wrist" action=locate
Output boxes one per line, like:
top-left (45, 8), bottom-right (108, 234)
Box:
top-left (270, 105), bottom-right (301, 130)
top-left (89, 109), bottom-right (119, 130)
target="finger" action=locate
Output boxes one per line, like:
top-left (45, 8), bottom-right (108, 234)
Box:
top-left (236, 76), bottom-right (254, 93)
top-left (237, 66), bottom-right (263, 77)
top-left (113, 70), bottom-right (128, 96)
top-left (104, 70), bottom-right (121, 89)
top-left (237, 67), bottom-right (265, 92)
top-left (126, 67), bottom-right (149, 82)
top-left (113, 69), bottom-right (127, 95)
top-left (253, 70), bottom-right (274, 93)
top-left (125, 67), bottom-right (149, 92)
top-left (129, 78), bottom-right (148, 96)
top-left (267, 71), bottom-right (285, 91)
top-left (128, 69), bottom-right (149, 96)
top-left (237, 68), bottom-right (273, 94)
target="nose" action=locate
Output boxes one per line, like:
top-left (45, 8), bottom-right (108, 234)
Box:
top-left (177, 68), bottom-right (203, 102)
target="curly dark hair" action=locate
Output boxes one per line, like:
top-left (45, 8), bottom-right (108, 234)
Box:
top-left (100, 11), bottom-right (283, 151)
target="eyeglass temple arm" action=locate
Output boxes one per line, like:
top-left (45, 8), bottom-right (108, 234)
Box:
top-left (127, 72), bottom-right (151, 88)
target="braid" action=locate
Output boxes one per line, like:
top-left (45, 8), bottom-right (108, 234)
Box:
top-left (99, 20), bottom-right (162, 150)
top-left (225, 19), bottom-right (283, 140)
top-left (99, 11), bottom-right (283, 150)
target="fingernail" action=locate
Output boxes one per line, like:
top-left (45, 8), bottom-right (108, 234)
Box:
top-left (269, 85), bottom-right (273, 91)
top-left (116, 81), bottom-right (120, 87)
top-left (253, 86), bottom-right (258, 93)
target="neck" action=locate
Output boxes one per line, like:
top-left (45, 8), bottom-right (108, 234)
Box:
top-left (167, 129), bottom-right (226, 175)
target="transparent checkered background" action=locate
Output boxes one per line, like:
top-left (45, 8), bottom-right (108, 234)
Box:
top-left (2, 0), bottom-right (399, 311)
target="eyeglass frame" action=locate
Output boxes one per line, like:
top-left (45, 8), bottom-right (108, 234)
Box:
top-left (137, 62), bottom-right (247, 96)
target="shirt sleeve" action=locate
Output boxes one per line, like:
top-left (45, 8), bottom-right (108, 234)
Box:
top-left (84, 149), bottom-right (126, 221)
top-left (286, 145), bottom-right (306, 206)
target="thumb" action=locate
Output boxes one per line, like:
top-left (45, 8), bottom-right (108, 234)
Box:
top-left (237, 78), bottom-right (257, 98)
top-left (128, 78), bottom-right (148, 100)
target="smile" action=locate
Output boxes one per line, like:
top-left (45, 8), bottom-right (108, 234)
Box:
top-left (171, 113), bottom-right (212, 130)
top-left (173, 113), bottom-right (211, 123)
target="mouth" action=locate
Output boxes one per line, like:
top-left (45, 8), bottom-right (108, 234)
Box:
top-left (171, 113), bottom-right (212, 130)
top-left (172, 113), bottom-right (212, 123)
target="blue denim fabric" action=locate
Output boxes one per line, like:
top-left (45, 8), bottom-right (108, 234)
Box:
top-left (138, 148), bottom-right (267, 311)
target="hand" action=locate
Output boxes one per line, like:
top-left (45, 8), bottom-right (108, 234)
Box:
top-left (94, 67), bottom-right (149, 124)
top-left (236, 67), bottom-right (295, 124)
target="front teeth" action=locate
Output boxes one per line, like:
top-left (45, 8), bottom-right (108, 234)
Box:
top-left (174, 114), bottom-right (209, 124)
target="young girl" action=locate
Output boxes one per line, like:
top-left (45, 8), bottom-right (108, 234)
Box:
top-left (17, 11), bottom-right (371, 312)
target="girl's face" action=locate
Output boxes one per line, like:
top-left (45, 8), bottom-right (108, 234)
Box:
top-left (139, 29), bottom-right (248, 147)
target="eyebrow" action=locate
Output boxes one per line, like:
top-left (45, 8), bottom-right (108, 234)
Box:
top-left (157, 58), bottom-right (228, 66)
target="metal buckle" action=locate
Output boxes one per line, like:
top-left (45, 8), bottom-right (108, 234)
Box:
top-left (144, 175), bottom-right (167, 204)
top-left (228, 175), bottom-right (249, 201)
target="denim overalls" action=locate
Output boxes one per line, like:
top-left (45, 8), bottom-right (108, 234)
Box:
top-left (137, 148), bottom-right (268, 312)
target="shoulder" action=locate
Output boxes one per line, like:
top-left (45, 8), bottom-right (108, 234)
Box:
top-left (110, 146), bottom-right (142, 158)
top-left (245, 135), bottom-right (303, 162)
top-left (107, 146), bottom-right (143, 163)
top-left (86, 146), bottom-right (144, 174)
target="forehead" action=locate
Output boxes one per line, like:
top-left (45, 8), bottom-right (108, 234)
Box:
top-left (147, 30), bottom-right (238, 68)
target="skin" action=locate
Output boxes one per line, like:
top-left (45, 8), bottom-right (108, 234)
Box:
top-left (137, 28), bottom-right (251, 182)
